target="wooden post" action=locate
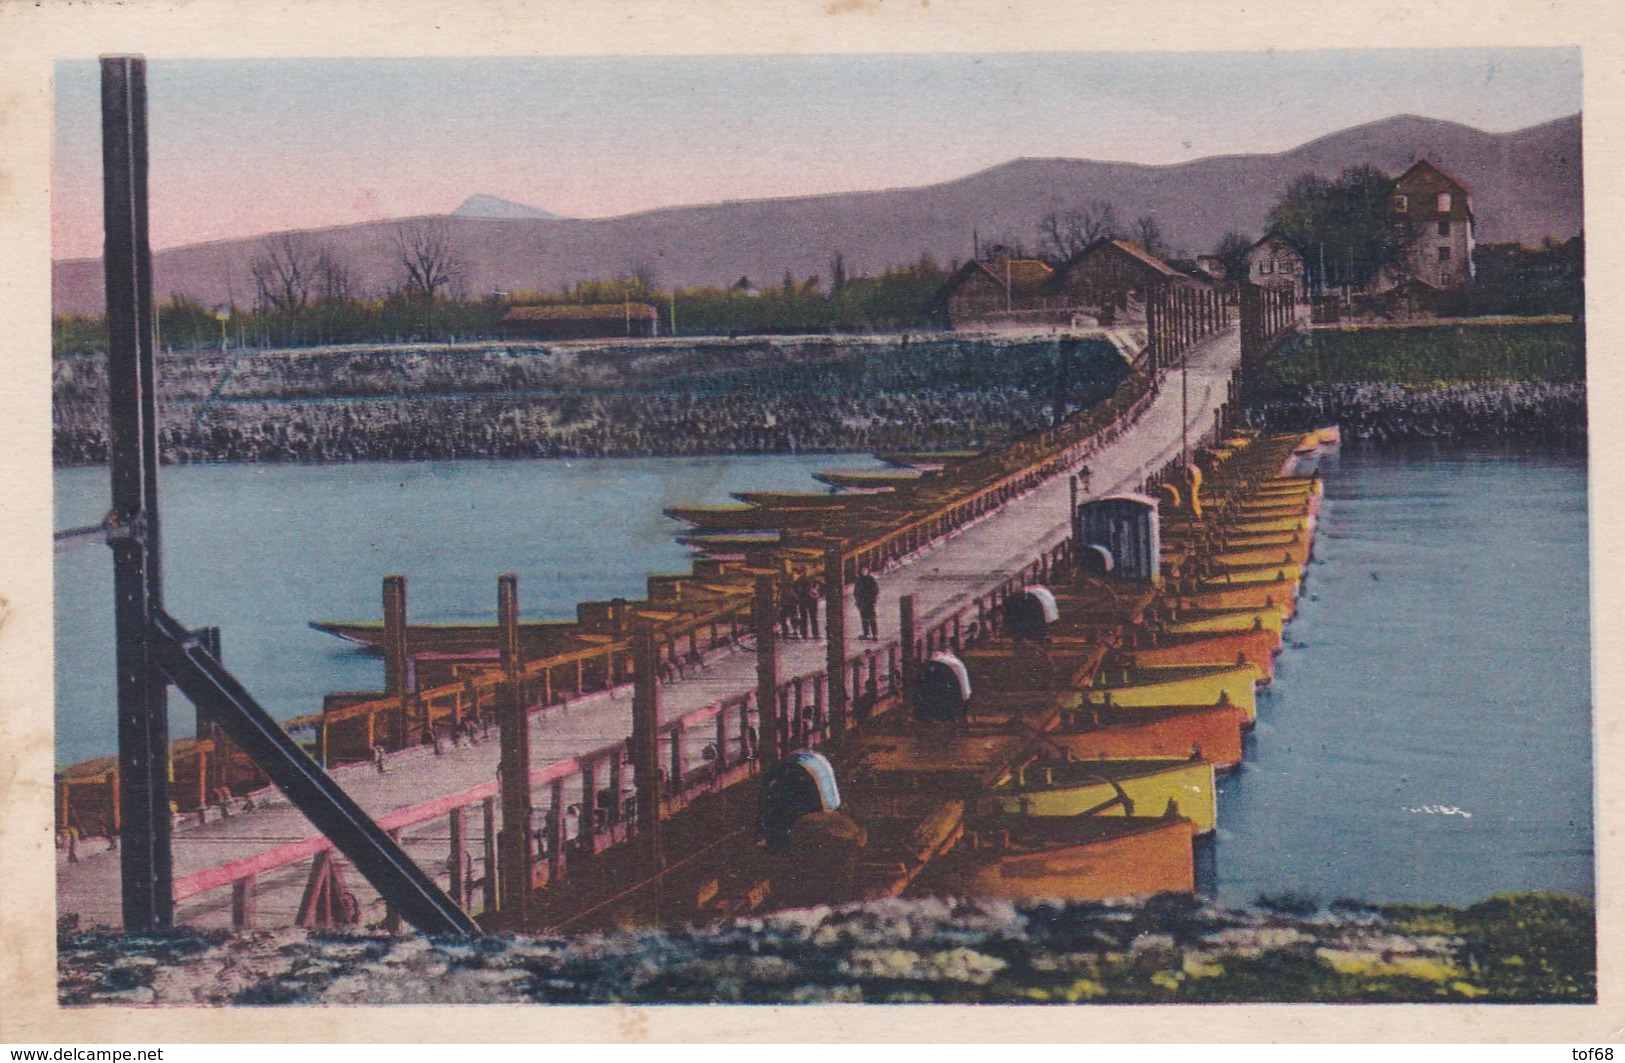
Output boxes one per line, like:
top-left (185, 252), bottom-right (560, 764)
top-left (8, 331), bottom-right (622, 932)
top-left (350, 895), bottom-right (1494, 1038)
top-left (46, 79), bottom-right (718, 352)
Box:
top-left (447, 805), bottom-right (466, 908)
top-left (481, 796), bottom-right (498, 915)
top-left (754, 576), bottom-right (780, 766)
top-left (383, 829), bottom-right (403, 933)
top-left (668, 722), bottom-right (684, 795)
top-left (579, 758), bottom-right (598, 853)
top-left (547, 779), bottom-right (566, 881)
top-left (496, 574), bottom-right (533, 927)
top-left (899, 594), bottom-right (917, 695)
top-left (823, 542), bottom-right (848, 740)
top-left (607, 752), bottom-right (623, 829)
top-left (231, 874), bottom-right (257, 929)
top-left (383, 575), bottom-right (409, 749)
top-left (631, 625), bottom-right (663, 873)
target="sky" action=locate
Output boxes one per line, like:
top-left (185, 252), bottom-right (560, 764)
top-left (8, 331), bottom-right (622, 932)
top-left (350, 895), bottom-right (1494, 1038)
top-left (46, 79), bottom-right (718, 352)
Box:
top-left (51, 49), bottom-right (1581, 259)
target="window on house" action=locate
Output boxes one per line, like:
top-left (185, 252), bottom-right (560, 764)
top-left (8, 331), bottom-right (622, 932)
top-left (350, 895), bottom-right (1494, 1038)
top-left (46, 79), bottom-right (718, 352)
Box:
top-left (1394, 194), bottom-right (1408, 213)
top-left (1260, 261), bottom-right (1274, 275)
top-left (1437, 193), bottom-right (1452, 212)
top-left (1438, 246), bottom-right (1451, 262)
top-left (1436, 220), bottom-right (1450, 237)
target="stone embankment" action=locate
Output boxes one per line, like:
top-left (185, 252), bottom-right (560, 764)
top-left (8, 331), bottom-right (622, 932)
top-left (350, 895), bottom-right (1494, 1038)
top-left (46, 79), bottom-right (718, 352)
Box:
top-left (1244, 380), bottom-right (1586, 446)
top-left (53, 334), bottom-right (1132, 466)
top-left (57, 892), bottom-right (1592, 1005)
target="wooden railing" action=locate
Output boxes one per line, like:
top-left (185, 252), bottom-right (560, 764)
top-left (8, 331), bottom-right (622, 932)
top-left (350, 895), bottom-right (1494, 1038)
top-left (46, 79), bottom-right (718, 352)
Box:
top-left (60, 359), bottom-right (1152, 920)
top-left (168, 538), bottom-right (1077, 929)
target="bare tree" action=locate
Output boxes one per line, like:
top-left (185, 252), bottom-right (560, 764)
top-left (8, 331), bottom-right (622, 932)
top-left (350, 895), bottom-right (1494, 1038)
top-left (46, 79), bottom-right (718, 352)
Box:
top-left (250, 232), bottom-right (318, 312)
top-left (1134, 214), bottom-right (1165, 256)
top-left (1038, 200), bottom-right (1121, 262)
top-left (391, 219), bottom-right (463, 302)
top-left (315, 245), bottom-right (355, 304)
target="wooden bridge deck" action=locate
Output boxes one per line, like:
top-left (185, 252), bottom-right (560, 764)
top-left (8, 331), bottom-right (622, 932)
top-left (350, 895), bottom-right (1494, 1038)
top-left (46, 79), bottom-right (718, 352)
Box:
top-left (56, 324), bottom-right (1245, 931)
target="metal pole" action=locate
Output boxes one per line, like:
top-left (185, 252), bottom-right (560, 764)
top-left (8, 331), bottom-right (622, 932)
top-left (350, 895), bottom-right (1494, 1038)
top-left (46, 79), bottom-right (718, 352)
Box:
top-left (496, 574), bottom-right (534, 926)
top-left (102, 55), bottom-right (172, 933)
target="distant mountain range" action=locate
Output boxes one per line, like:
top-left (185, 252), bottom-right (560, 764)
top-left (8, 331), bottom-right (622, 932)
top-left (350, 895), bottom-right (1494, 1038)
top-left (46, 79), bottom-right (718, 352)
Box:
top-left (450, 194), bottom-right (563, 221)
top-left (52, 113), bottom-right (1582, 316)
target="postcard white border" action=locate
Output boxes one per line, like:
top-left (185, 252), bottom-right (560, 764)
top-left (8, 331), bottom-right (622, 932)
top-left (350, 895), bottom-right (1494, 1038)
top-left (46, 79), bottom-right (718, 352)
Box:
top-left (0, 0), bottom-right (1618, 1043)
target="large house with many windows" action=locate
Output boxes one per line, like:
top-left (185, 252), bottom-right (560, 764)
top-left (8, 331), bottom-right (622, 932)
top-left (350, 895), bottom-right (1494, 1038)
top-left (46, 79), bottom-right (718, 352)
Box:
top-left (1382, 159), bottom-right (1475, 293)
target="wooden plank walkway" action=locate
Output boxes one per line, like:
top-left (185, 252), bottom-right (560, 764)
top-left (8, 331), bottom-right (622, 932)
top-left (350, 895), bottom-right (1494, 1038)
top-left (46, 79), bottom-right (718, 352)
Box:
top-left (56, 325), bottom-right (1244, 930)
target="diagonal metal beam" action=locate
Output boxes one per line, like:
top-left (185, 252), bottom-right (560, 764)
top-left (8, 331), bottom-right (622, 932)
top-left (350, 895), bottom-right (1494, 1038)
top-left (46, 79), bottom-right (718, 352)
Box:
top-left (150, 608), bottom-right (479, 934)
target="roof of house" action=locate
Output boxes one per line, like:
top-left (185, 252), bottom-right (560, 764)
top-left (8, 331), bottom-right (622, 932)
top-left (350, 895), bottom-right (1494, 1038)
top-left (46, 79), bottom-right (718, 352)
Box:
top-left (1169, 259), bottom-right (1222, 282)
top-left (1058, 238), bottom-right (1187, 281)
top-left (503, 303), bottom-right (659, 323)
top-left (1245, 233), bottom-right (1307, 258)
top-left (1394, 159), bottom-right (1472, 196)
top-left (931, 256), bottom-right (1054, 308)
top-left (978, 258), bottom-right (1054, 290)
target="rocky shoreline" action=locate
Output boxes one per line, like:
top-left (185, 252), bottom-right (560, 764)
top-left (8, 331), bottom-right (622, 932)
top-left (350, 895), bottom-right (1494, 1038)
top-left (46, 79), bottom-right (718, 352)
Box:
top-left (57, 892), bottom-right (1593, 1006)
top-left (52, 335), bottom-right (1130, 467)
top-left (1244, 380), bottom-right (1586, 446)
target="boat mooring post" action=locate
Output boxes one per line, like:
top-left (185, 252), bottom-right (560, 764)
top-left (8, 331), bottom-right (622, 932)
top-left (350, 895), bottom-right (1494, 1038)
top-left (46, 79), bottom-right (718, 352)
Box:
top-left (496, 573), bottom-right (534, 926)
top-left (631, 624), bottom-right (663, 874)
top-left (383, 575), bottom-right (410, 746)
top-left (753, 575), bottom-right (780, 765)
top-left (822, 543), bottom-right (848, 742)
top-left (103, 54), bottom-right (172, 932)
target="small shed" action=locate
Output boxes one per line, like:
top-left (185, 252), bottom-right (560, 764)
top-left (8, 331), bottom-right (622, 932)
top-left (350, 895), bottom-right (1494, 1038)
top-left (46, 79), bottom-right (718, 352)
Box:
top-left (501, 302), bottom-right (660, 340)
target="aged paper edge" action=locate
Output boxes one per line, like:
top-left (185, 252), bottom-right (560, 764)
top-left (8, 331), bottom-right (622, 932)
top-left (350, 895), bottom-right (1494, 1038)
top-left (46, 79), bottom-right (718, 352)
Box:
top-left (0, 0), bottom-right (1618, 1043)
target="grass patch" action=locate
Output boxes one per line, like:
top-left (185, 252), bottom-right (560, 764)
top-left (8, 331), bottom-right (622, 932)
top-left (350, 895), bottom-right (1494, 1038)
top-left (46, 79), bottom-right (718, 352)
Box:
top-left (1257, 324), bottom-right (1583, 388)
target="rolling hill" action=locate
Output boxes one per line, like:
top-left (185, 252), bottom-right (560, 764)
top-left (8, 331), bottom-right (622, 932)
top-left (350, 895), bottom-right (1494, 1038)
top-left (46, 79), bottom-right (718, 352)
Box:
top-left (52, 113), bottom-right (1582, 316)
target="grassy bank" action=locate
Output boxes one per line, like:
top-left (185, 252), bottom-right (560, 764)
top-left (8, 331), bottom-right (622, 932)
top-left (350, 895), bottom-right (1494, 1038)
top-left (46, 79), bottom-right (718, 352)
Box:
top-left (1244, 323), bottom-right (1586, 444)
top-left (1258, 322), bottom-right (1583, 387)
top-left (57, 892), bottom-right (1593, 1006)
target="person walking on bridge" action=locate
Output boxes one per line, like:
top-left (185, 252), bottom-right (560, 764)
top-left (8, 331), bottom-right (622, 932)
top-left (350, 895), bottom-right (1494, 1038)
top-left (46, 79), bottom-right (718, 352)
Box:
top-left (854, 568), bottom-right (880, 641)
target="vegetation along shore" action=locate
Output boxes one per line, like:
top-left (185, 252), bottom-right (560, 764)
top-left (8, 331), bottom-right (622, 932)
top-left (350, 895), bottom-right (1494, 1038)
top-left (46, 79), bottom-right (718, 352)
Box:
top-left (1243, 321), bottom-right (1585, 446)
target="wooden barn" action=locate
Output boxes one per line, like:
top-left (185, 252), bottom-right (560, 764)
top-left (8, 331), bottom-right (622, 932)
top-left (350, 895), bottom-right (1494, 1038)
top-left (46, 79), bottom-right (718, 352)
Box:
top-left (500, 303), bottom-right (661, 340)
top-left (1045, 239), bottom-right (1208, 325)
top-left (930, 256), bottom-right (1056, 328)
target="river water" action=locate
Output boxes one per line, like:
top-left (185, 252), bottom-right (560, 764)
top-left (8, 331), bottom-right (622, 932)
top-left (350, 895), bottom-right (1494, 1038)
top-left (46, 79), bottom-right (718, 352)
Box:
top-left (53, 446), bottom-right (1592, 906)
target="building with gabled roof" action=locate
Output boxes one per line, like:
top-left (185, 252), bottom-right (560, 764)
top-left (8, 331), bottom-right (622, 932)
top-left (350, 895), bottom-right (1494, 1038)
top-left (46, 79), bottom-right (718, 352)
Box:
top-left (930, 256), bottom-right (1056, 328)
top-left (1044, 238), bottom-right (1211, 326)
top-left (1384, 159), bottom-right (1476, 293)
top-left (1243, 234), bottom-right (1309, 301)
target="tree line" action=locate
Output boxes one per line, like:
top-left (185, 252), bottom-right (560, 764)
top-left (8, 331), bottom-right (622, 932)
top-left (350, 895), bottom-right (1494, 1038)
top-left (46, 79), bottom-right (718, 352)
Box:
top-left (53, 221), bottom-right (950, 356)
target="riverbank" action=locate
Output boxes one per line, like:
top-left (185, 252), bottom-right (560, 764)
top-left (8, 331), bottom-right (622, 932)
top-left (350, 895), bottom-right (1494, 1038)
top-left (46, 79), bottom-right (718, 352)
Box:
top-left (53, 334), bottom-right (1131, 466)
top-left (1244, 380), bottom-right (1586, 445)
top-left (56, 891), bottom-right (1594, 1005)
top-left (1241, 322), bottom-right (1586, 445)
